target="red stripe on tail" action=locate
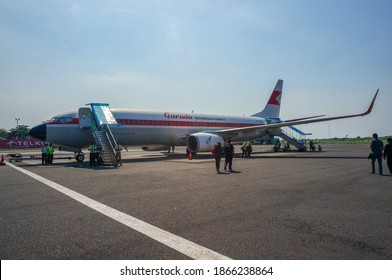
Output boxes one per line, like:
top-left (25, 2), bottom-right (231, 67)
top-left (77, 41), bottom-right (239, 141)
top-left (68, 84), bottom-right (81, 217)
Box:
top-left (267, 90), bottom-right (282, 106)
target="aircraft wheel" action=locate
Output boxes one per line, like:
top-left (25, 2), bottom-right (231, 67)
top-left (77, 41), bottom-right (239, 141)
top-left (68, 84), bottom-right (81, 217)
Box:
top-left (75, 153), bottom-right (85, 162)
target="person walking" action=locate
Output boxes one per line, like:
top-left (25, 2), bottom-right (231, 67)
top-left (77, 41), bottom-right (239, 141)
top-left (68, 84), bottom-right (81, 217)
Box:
top-left (384, 137), bottom-right (392, 175)
top-left (212, 142), bottom-right (224, 174)
top-left (370, 133), bottom-right (384, 175)
top-left (224, 140), bottom-right (234, 172)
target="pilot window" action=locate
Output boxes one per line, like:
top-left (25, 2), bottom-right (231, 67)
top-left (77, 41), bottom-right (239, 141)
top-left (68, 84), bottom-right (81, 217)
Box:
top-left (49, 117), bottom-right (73, 123)
top-left (57, 117), bottom-right (73, 123)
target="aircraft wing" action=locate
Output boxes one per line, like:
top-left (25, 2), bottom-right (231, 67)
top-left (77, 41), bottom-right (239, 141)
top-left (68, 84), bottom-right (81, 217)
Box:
top-left (283, 115), bottom-right (325, 122)
top-left (217, 90), bottom-right (379, 138)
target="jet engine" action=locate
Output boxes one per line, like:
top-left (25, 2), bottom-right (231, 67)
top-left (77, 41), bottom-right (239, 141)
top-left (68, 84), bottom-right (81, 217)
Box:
top-left (187, 132), bottom-right (224, 153)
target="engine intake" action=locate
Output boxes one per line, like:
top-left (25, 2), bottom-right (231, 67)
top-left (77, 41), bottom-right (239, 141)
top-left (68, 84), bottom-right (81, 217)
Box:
top-left (187, 133), bottom-right (224, 153)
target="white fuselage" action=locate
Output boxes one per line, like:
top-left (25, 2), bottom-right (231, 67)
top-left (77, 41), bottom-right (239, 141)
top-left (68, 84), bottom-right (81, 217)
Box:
top-left (30, 79), bottom-right (379, 154)
top-left (46, 109), bottom-right (268, 148)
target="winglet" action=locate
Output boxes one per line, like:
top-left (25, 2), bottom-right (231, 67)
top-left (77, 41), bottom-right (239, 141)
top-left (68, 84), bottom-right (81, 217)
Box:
top-left (359, 89), bottom-right (379, 116)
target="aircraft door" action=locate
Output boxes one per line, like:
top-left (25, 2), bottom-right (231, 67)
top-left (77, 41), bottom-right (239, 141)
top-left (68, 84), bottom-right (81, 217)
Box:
top-left (78, 107), bottom-right (92, 128)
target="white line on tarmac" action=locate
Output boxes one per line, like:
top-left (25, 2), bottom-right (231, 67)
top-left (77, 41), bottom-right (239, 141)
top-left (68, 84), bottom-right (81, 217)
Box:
top-left (7, 162), bottom-right (231, 260)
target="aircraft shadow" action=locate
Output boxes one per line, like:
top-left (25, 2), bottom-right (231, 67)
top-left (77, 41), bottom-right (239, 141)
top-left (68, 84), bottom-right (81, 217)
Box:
top-left (15, 151), bottom-right (370, 170)
top-left (251, 155), bottom-right (368, 160)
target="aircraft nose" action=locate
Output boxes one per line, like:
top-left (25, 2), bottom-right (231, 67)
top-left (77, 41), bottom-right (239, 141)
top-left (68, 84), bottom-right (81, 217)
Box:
top-left (29, 123), bottom-right (47, 141)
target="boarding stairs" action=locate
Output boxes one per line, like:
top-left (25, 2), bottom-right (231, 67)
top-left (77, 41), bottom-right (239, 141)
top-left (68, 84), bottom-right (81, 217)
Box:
top-left (89, 103), bottom-right (119, 166)
top-left (277, 131), bottom-right (307, 151)
top-left (268, 118), bottom-right (309, 152)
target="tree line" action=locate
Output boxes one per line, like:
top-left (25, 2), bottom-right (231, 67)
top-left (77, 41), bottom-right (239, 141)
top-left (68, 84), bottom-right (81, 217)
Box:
top-left (0, 125), bottom-right (30, 139)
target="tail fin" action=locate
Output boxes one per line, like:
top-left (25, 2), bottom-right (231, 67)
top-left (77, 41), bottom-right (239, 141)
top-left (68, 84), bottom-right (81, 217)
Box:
top-left (252, 79), bottom-right (283, 119)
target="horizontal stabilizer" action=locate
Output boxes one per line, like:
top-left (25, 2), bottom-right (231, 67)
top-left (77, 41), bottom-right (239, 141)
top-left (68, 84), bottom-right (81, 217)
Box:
top-left (288, 126), bottom-right (312, 136)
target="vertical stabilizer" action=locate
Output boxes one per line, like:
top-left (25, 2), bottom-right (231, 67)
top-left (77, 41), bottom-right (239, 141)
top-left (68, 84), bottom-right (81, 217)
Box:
top-left (252, 79), bottom-right (283, 119)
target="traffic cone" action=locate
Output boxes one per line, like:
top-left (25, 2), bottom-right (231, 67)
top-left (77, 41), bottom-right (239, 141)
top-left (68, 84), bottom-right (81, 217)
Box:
top-left (0, 155), bottom-right (5, 166)
top-left (188, 151), bottom-right (193, 160)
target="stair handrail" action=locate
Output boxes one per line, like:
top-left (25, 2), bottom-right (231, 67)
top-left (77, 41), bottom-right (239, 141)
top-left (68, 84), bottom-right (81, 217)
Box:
top-left (102, 124), bottom-right (117, 155)
top-left (88, 103), bottom-right (119, 163)
top-left (278, 131), bottom-right (306, 149)
top-left (91, 119), bottom-right (103, 146)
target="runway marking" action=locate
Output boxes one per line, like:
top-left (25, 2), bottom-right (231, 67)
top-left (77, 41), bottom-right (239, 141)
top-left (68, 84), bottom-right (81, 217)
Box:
top-left (7, 162), bottom-right (231, 260)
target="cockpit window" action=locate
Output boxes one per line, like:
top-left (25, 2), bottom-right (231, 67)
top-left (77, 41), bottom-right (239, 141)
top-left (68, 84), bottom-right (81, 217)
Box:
top-left (49, 117), bottom-right (73, 123)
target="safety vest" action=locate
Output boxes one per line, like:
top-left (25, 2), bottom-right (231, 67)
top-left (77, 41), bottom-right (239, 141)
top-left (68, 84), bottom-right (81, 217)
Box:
top-left (47, 146), bottom-right (54, 155)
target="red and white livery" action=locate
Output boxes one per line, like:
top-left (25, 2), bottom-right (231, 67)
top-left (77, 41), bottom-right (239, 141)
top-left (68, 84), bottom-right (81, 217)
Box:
top-left (29, 80), bottom-right (379, 158)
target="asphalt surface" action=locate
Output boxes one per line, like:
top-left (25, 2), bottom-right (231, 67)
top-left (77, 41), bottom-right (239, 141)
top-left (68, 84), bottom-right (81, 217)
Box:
top-left (1, 144), bottom-right (391, 260)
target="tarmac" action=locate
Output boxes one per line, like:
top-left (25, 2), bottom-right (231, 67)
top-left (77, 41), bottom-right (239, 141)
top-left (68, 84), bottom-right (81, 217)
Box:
top-left (0, 144), bottom-right (391, 260)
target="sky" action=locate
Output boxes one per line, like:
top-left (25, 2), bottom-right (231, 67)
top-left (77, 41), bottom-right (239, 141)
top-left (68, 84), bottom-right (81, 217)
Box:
top-left (0, 0), bottom-right (391, 139)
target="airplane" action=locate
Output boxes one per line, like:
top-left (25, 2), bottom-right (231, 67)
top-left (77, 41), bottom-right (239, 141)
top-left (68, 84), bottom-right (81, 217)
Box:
top-left (29, 80), bottom-right (379, 162)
